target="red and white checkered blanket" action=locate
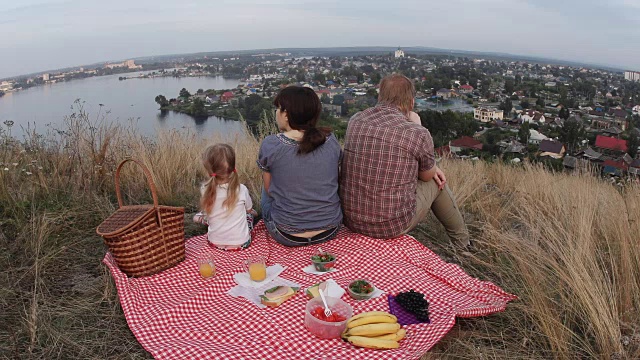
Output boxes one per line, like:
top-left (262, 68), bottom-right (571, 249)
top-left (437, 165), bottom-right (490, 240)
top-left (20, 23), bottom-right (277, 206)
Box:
top-left (104, 222), bottom-right (516, 359)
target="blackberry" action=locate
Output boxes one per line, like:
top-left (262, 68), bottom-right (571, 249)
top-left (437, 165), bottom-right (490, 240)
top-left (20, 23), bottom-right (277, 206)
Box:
top-left (395, 289), bottom-right (430, 322)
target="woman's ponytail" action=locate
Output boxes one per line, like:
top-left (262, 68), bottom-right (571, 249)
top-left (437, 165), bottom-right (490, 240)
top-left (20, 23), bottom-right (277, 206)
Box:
top-left (298, 126), bottom-right (329, 154)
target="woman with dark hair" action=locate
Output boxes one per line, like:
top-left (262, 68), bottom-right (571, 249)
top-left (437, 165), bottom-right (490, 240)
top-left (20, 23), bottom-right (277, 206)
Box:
top-left (257, 86), bottom-right (343, 246)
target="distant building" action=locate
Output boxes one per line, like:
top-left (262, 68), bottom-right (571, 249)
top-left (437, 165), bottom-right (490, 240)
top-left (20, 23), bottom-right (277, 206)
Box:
top-left (474, 107), bottom-right (503, 123)
top-left (520, 110), bottom-right (546, 124)
top-left (595, 135), bottom-right (628, 153)
top-left (436, 88), bottom-right (452, 99)
top-left (449, 136), bottom-right (483, 153)
top-left (394, 48), bottom-right (405, 58)
top-left (459, 84), bottom-right (474, 94)
top-left (0, 81), bottom-right (13, 92)
top-left (221, 91), bottom-right (235, 102)
top-left (539, 140), bottom-right (565, 159)
top-left (528, 129), bottom-right (549, 145)
top-left (105, 59), bottom-right (140, 70)
top-left (42, 73), bottom-right (50, 81)
top-left (624, 70), bottom-right (640, 82)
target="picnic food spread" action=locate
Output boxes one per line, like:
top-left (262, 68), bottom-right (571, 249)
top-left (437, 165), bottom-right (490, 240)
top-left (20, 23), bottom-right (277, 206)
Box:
top-left (395, 289), bottom-right (431, 322)
top-left (311, 251), bottom-right (336, 272)
top-left (103, 223), bottom-right (518, 359)
top-left (304, 297), bottom-right (353, 339)
top-left (260, 285), bottom-right (298, 307)
top-left (305, 282), bottom-right (323, 299)
top-left (341, 311), bottom-right (405, 350)
top-left (348, 279), bottom-right (375, 300)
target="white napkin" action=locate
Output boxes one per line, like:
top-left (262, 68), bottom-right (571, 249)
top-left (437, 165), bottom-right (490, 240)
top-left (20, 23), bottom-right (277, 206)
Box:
top-left (368, 287), bottom-right (385, 299)
top-left (302, 264), bottom-right (338, 275)
top-left (322, 279), bottom-right (346, 298)
top-left (228, 277), bottom-right (301, 308)
top-left (233, 264), bottom-right (284, 288)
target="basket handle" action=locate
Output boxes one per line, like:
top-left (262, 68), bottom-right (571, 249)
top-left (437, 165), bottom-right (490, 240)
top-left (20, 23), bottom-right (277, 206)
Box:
top-left (115, 158), bottom-right (159, 209)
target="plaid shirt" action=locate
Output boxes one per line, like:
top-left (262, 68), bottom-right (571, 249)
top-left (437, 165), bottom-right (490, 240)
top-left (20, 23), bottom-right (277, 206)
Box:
top-left (340, 105), bottom-right (435, 238)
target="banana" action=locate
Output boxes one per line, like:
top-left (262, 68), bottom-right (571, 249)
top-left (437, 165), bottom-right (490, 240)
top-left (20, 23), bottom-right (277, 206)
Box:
top-left (347, 311), bottom-right (394, 323)
top-left (347, 336), bottom-right (399, 350)
top-left (347, 314), bottom-right (398, 329)
top-left (346, 322), bottom-right (400, 337)
top-left (373, 328), bottom-right (406, 341)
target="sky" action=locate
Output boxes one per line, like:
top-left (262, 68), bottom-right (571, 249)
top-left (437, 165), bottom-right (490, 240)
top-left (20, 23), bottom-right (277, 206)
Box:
top-left (2, 0), bottom-right (640, 79)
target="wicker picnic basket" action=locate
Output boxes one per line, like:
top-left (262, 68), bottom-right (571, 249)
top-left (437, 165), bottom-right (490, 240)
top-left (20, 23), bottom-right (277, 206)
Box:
top-left (96, 159), bottom-right (185, 277)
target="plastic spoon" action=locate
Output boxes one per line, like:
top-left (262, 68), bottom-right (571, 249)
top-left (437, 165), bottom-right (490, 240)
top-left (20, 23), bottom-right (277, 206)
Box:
top-left (319, 287), bottom-right (332, 317)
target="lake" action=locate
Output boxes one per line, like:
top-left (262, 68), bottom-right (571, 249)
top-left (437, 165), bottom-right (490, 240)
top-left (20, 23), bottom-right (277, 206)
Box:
top-left (0, 72), bottom-right (244, 138)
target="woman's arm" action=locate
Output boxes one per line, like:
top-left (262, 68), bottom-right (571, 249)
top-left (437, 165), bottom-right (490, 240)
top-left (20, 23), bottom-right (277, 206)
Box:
top-left (262, 172), bottom-right (271, 194)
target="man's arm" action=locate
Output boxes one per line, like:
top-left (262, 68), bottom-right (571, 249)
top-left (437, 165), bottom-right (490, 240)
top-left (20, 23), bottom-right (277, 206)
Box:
top-left (418, 165), bottom-right (447, 190)
top-left (418, 166), bottom-right (437, 182)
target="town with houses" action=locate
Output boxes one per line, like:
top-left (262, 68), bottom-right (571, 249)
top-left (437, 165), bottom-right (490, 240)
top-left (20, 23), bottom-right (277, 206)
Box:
top-left (3, 48), bottom-right (640, 181)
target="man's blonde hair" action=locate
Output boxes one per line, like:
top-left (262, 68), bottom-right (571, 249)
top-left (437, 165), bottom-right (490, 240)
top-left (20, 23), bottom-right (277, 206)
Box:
top-left (377, 74), bottom-right (416, 114)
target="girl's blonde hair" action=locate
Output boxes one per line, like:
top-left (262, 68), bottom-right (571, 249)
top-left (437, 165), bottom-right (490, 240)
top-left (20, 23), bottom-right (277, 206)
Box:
top-left (200, 143), bottom-right (240, 215)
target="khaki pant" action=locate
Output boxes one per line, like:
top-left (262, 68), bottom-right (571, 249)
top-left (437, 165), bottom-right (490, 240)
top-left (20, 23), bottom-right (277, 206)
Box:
top-left (402, 179), bottom-right (470, 247)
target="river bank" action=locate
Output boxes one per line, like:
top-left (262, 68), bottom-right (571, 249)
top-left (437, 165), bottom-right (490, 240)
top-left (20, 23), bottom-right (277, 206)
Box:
top-left (0, 72), bottom-right (243, 138)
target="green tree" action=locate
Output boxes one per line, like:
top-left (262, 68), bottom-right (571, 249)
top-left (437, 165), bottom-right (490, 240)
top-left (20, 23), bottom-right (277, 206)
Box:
top-left (154, 94), bottom-right (169, 108)
top-left (370, 72), bottom-right (382, 85)
top-left (520, 100), bottom-right (530, 109)
top-left (417, 110), bottom-right (477, 147)
top-left (499, 98), bottom-right (513, 117)
top-left (560, 117), bottom-right (586, 153)
top-left (179, 88), bottom-right (191, 98)
top-left (321, 93), bottom-right (330, 104)
top-left (515, 74), bottom-right (522, 85)
top-left (558, 107), bottom-right (570, 120)
top-left (505, 79), bottom-right (515, 95)
top-left (519, 122), bottom-right (530, 144)
top-left (190, 98), bottom-right (207, 117)
top-left (313, 72), bottom-right (326, 85)
top-left (197, 88), bottom-right (204, 94)
top-left (536, 97), bottom-right (545, 108)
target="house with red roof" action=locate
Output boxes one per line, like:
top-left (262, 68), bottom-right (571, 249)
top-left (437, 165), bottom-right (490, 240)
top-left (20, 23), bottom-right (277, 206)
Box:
top-left (449, 136), bottom-right (483, 153)
top-left (595, 135), bottom-right (628, 153)
top-left (315, 89), bottom-right (332, 99)
top-left (459, 84), bottom-right (474, 94)
top-left (221, 91), bottom-right (235, 102)
top-left (435, 145), bottom-right (452, 158)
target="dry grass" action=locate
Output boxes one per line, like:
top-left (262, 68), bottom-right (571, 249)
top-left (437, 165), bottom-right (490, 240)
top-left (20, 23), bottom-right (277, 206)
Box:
top-left (1, 109), bottom-right (639, 359)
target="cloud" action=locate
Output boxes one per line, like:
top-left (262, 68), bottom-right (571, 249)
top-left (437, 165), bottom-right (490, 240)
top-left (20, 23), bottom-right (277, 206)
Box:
top-left (1, 0), bottom-right (640, 78)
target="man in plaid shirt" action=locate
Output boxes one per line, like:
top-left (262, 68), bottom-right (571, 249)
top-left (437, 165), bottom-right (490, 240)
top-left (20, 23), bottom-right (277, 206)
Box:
top-left (340, 74), bottom-right (470, 248)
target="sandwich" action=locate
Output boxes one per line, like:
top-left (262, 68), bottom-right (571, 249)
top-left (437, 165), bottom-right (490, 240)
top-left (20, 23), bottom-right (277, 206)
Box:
top-left (305, 282), bottom-right (325, 299)
top-left (260, 286), bottom-right (299, 307)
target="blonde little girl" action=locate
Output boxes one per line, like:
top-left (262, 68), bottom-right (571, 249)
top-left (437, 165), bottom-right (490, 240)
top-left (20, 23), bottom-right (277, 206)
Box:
top-left (194, 143), bottom-right (257, 251)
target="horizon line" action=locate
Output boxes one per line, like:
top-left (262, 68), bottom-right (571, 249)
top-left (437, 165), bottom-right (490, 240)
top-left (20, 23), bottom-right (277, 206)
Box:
top-left (2, 45), bottom-right (630, 81)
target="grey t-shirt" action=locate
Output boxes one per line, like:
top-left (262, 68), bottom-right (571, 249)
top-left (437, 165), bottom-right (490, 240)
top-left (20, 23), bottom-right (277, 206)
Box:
top-left (257, 133), bottom-right (343, 232)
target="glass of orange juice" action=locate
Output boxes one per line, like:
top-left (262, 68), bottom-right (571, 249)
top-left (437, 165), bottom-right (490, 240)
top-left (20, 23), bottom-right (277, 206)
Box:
top-left (198, 254), bottom-right (216, 279)
top-left (244, 256), bottom-right (267, 282)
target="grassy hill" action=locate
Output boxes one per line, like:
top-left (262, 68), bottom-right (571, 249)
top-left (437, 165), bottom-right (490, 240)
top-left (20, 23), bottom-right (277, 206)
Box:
top-left (1, 109), bottom-right (639, 359)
